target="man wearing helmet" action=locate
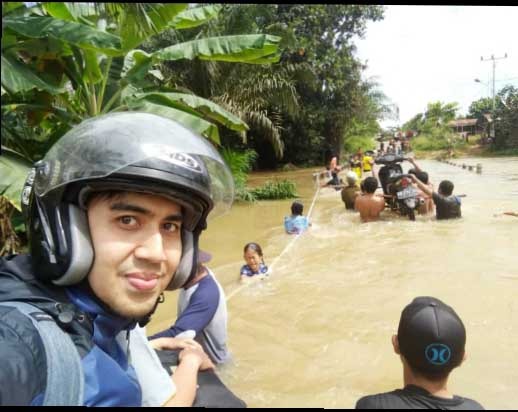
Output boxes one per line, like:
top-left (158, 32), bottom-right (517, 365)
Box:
top-left (0, 112), bottom-right (235, 406)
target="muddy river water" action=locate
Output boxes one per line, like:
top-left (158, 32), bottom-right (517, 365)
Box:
top-left (148, 157), bottom-right (518, 409)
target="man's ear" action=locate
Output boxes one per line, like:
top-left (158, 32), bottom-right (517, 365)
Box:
top-left (392, 334), bottom-right (401, 355)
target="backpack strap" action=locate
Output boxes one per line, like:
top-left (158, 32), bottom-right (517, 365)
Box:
top-left (0, 301), bottom-right (84, 406)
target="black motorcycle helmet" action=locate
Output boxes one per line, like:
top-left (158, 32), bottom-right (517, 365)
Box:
top-left (21, 112), bottom-right (234, 290)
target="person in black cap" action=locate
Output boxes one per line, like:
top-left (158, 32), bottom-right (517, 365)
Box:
top-left (356, 297), bottom-right (484, 409)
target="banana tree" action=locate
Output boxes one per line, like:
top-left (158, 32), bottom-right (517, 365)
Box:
top-left (2, 3), bottom-right (280, 144)
top-left (1, 2), bottom-right (281, 252)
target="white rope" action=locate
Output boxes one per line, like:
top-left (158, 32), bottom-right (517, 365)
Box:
top-left (226, 181), bottom-right (321, 302)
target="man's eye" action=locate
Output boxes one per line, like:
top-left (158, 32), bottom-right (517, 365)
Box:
top-left (119, 216), bottom-right (137, 226)
top-left (163, 222), bottom-right (179, 233)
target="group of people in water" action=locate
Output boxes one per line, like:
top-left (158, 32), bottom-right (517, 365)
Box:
top-left (0, 112), bottom-right (511, 407)
top-left (321, 148), bottom-right (464, 223)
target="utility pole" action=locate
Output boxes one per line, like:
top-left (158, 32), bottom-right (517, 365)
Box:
top-left (481, 53), bottom-right (507, 137)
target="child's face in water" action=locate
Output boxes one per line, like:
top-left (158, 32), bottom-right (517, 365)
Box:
top-left (244, 249), bottom-right (261, 272)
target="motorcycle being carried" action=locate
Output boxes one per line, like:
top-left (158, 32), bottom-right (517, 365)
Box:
top-left (375, 154), bottom-right (423, 221)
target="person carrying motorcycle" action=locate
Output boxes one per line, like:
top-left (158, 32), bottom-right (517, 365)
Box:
top-left (355, 177), bottom-right (386, 222)
top-left (410, 175), bottom-right (461, 220)
top-left (407, 158), bottom-right (434, 215)
top-left (0, 112), bottom-right (235, 406)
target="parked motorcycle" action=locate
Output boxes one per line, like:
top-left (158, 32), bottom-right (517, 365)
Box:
top-left (375, 154), bottom-right (423, 221)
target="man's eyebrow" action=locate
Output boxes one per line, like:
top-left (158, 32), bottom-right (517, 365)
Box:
top-left (110, 202), bottom-right (183, 221)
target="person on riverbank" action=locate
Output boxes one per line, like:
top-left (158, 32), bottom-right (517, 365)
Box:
top-left (350, 154), bottom-right (363, 180)
top-left (362, 150), bottom-right (375, 177)
top-left (149, 250), bottom-right (230, 365)
top-left (0, 113), bottom-right (235, 406)
top-left (355, 176), bottom-right (386, 222)
top-left (341, 172), bottom-right (361, 210)
top-left (240, 242), bottom-right (269, 282)
top-left (284, 201), bottom-right (311, 234)
top-left (410, 175), bottom-right (461, 220)
top-left (355, 296), bottom-right (484, 410)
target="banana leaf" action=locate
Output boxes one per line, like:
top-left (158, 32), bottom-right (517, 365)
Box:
top-left (132, 92), bottom-right (248, 132)
top-left (125, 102), bottom-right (220, 145)
top-left (3, 15), bottom-right (122, 56)
top-left (1, 53), bottom-right (64, 94)
top-left (154, 34), bottom-right (281, 64)
top-left (0, 147), bottom-right (32, 211)
top-left (171, 5), bottom-right (222, 29)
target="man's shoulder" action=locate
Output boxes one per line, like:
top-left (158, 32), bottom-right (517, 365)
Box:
top-left (355, 391), bottom-right (402, 409)
top-left (356, 387), bottom-right (484, 410)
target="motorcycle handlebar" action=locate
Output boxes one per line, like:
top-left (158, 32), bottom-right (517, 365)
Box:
top-left (374, 155), bottom-right (407, 165)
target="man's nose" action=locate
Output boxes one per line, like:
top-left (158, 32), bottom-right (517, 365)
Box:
top-left (135, 231), bottom-right (167, 263)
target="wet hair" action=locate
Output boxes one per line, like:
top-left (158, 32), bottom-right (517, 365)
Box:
top-left (438, 180), bottom-right (454, 196)
top-left (243, 242), bottom-right (265, 266)
top-left (291, 201), bottom-right (304, 216)
top-left (243, 242), bottom-right (264, 258)
top-left (416, 171), bottom-right (429, 184)
top-left (363, 177), bottom-right (378, 194)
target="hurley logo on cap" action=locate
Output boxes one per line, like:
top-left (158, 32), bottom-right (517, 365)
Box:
top-left (425, 343), bottom-right (451, 365)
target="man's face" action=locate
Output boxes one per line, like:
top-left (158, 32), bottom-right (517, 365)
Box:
top-left (87, 192), bottom-right (183, 318)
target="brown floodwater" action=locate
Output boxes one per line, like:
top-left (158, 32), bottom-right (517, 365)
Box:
top-left (147, 157), bottom-right (518, 409)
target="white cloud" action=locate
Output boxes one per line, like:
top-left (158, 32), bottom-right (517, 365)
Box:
top-left (354, 5), bottom-right (518, 129)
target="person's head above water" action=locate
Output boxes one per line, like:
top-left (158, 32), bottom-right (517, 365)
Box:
top-left (362, 177), bottom-right (378, 194)
top-left (346, 171), bottom-right (358, 186)
top-left (21, 112), bottom-right (234, 319)
top-left (243, 242), bottom-right (265, 272)
top-left (291, 201), bottom-right (304, 216)
top-left (438, 180), bottom-right (454, 196)
top-left (415, 171), bottom-right (429, 185)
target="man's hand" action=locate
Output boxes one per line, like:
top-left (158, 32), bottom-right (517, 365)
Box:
top-left (150, 337), bottom-right (202, 352)
top-left (179, 346), bottom-right (215, 371)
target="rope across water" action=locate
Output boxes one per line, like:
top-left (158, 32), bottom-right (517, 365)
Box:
top-left (225, 177), bottom-right (322, 302)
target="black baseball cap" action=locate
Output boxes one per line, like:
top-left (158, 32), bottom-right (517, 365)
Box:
top-left (397, 297), bottom-right (466, 376)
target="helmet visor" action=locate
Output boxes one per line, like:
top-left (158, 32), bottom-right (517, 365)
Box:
top-left (33, 112), bottom-right (234, 219)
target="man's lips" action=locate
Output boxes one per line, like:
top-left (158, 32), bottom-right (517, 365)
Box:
top-left (125, 272), bottom-right (160, 291)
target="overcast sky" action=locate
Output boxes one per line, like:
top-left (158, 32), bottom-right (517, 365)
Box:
top-left (353, 5), bottom-right (518, 129)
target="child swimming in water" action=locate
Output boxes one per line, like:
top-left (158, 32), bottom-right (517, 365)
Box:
top-left (240, 242), bottom-right (269, 282)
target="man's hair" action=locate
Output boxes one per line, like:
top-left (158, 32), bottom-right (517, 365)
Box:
top-left (416, 171), bottom-right (429, 184)
top-left (363, 177), bottom-right (378, 194)
top-left (438, 180), bottom-right (454, 196)
top-left (291, 201), bottom-right (304, 216)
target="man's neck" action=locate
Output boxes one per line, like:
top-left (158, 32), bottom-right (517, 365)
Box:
top-left (403, 365), bottom-right (453, 399)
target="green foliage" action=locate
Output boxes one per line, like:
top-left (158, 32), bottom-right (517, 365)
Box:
top-left (220, 147), bottom-right (297, 201)
top-left (250, 179), bottom-right (298, 200)
top-left (220, 147), bottom-right (257, 190)
top-left (494, 85), bottom-right (518, 150)
top-left (411, 126), bottom-right (465, 152)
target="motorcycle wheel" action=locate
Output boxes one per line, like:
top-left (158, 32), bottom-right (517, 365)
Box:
top-left (407, 208), bottom-right (416, 221)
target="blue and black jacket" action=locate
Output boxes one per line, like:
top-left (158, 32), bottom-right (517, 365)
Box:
top-left (0, 254), bottom-right (143, 406)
